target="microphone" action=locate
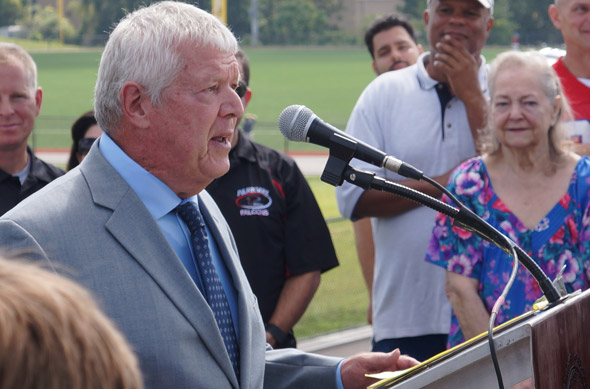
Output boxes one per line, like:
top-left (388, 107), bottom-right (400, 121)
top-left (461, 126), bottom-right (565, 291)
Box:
top-left (278, 105), bottom-right (423, 180)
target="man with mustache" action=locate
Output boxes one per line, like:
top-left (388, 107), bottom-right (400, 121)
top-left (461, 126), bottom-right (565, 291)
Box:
top-left (336, 0), bottom-right (493, 361)
top-left (365, 14), bottom-right (423, 76)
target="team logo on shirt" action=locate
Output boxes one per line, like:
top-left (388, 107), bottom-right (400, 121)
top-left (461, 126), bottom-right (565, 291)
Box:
top-left (235, 186), bottom-right (272, 216)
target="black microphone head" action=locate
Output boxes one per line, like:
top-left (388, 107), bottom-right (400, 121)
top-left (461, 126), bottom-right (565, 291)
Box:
top-left (278, 105), bottom-right (315, 142)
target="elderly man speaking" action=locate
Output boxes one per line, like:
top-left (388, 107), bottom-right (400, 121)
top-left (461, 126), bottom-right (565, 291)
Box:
top-left (0, 2), bottom-right (417, 388)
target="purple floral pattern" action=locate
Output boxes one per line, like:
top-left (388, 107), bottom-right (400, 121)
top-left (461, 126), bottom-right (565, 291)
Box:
top-left (426, 157), bottom-right (590, 347)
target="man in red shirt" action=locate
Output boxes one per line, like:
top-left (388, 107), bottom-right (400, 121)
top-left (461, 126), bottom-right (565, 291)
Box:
top-left (549, 0), bottom-right (590, 155)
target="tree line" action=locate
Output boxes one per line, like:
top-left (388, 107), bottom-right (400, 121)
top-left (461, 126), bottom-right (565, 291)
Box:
top-left (1, 0), bottom-right (564, 47)
top-left (401, 0), bottom-right (562, 46)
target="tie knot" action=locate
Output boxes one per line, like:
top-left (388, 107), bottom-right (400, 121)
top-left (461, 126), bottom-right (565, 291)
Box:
top-left (176, 201), bottom-right (205, 236)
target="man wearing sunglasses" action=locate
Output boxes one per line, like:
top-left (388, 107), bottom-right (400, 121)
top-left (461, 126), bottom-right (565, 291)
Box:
top-left (206, 49), bottom-right (339, 349)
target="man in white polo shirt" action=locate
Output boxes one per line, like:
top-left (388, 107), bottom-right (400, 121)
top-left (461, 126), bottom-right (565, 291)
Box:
top-left (336, 0), bottom-right (493, 361)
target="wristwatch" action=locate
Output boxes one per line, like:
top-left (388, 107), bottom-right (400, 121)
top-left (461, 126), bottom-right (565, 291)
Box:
top-left (265, 323), bottom-right (288, 345)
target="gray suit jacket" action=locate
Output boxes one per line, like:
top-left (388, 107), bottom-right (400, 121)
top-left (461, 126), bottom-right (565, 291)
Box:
top-left (0, 146), bottom-right (341, 388)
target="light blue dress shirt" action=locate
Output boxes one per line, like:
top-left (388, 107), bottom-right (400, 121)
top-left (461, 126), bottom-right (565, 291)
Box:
top-left (98, 133), bottom-right (239, 338)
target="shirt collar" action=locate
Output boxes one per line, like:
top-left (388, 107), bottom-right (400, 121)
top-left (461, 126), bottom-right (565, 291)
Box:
top-left (230, 129), bottom-right (257, 164)
top-left (98, 133), bottom-right (185, 220)
top-left (0, 147), bottom-right (36, 184)
top-left (13, 147), bottom-right (32, 184)
top-left (416, 51), bottom-right (489, 96)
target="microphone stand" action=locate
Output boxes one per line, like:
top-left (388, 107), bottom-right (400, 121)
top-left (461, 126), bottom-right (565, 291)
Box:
top-left (320, 132), bottom-right (562, 305)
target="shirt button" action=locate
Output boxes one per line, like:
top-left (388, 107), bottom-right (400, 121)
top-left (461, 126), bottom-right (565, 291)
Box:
top-left (447, 123), bottom-right (452, 128)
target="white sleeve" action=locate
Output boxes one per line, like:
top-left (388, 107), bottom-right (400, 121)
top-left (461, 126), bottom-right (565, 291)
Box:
top-left (335, 81), bottom-right (386, 220)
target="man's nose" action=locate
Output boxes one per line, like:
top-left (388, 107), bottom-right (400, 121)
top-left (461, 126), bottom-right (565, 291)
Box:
top-left (222, 86), bottom-right (244, 119)
top-left (448, 12), bottom-right (467, 26)
top-left (0, 97), bottom-right (15, 116)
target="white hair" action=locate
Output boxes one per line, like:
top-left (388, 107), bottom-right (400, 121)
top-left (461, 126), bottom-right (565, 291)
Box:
top-left (480, 50), bottom-right (571, 161)
top-left (94, 1), bottom-right (238, 135)
top-left (0, 43), bottom-right (38, 90)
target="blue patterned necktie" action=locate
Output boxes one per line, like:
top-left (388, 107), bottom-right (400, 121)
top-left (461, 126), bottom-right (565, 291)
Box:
top-left (176, 201), bottom-right (240, 379)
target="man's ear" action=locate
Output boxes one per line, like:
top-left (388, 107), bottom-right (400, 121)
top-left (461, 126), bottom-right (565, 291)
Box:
top-left (548, 4), bottom-right (562, 30)
top-left (34, 88), bottom-right (43, 117)
top-left (120, 82), bottom-right (151, 128)
top-left (486, 16), bottom-right (494, 34)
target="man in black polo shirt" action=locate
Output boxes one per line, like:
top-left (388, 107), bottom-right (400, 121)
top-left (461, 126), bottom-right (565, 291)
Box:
top-left (0, 43), bottom-right (64, 215)
top-left (206, 50), bottom-right (339, 349)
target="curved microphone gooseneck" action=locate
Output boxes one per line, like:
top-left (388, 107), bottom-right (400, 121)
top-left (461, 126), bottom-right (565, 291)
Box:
top-left (278, 104), bottom-right (562, 305)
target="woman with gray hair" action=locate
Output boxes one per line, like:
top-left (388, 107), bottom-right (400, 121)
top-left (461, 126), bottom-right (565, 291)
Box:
top-left (425, 50), bottom-right (590, 348)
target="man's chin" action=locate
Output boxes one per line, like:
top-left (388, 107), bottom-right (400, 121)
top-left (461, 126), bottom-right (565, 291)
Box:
top-left (211, 160), bottom-right (231, 180)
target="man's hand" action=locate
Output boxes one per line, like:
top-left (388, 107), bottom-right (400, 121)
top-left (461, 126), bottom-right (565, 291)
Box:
top-left (432, 35), bottom-right (480, 101)
top-left (432, 34), bottom-right (488, 142)
top-left (340, 349), bottom-right (419, 389)
top-left (265, 331), bottom-right (277, 348)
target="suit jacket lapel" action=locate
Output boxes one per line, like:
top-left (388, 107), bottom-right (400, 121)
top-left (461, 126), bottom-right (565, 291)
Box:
top-left (81, 148), bottom-right (239, 387)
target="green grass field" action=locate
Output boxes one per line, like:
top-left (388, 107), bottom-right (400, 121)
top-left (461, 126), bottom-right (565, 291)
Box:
top-left (24, 45), bottom-right (510, 152)
top-left (26, 46), bottom-right (378, 151)
top-left (4, 43), bottom-right (513, 339)
top-left (294, 177), bottom-right (367, 339)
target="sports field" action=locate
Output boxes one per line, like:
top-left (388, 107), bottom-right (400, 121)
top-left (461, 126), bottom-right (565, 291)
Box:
top-left (30, 45), bottom-right (508, 151)
top-left (20, 44), bottom-right (511, 339)
top-left (29, 46), bottom-right (377, 152)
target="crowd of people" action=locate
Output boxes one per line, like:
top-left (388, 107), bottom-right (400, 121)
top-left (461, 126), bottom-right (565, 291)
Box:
top-left (0, 0), bottom-right (588, 387)
top-left (340, 0), bottom-right (590, 364)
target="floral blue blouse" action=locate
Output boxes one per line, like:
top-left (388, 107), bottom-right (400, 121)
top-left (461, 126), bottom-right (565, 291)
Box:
top-left (426, 156), bottom-right (590, 347)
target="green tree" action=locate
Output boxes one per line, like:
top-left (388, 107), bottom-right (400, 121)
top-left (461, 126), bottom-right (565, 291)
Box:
top-left (79, 0), bottom-right (151, 44)
top-left (486, 0), bottom-right (515, 46)
top-left (227, 0), bottom-right (251, 43)
top-left (66, 0), bottom-right (98, 45)
top-left (501, 0), bottom-right (561, 45)
top-left (258, 0), bottom-right (343, 45)
top-left (398, 0), bottom-right (425, 19)
top-left (0, 0), bottom-right (24, 27)
top-left (71, 0), bottom-right (343, 46)
top-left (77, 0), bottom-right (209, 45)
top-left (21, 5), bottom-right (75, 42)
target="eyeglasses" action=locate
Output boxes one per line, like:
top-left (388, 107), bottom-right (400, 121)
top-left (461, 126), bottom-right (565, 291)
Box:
top-left (78, 137), bottom-right (98, 155)
top-left (236, 81), bottom-right (247, 98)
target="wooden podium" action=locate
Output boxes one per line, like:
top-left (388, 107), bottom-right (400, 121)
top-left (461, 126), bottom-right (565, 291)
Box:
top-left (372, 289), bottom-right (590, 388)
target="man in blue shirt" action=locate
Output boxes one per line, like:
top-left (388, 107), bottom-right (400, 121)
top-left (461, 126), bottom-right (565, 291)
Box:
top-left (0, 2), bottom-right (417, 388)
